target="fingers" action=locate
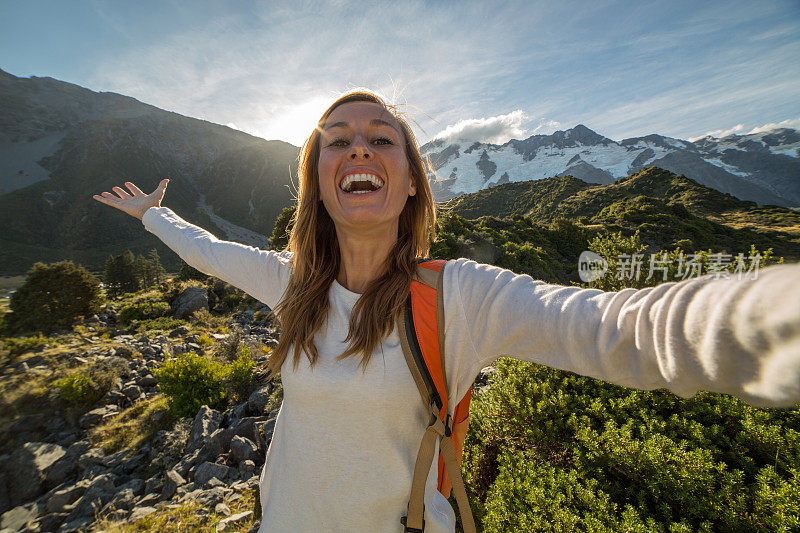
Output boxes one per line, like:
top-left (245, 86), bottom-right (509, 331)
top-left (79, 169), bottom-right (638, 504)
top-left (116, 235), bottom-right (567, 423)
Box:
top-left (92, 194), bottom-right (117, 206)
top-left (125, 182), bottom-right (145, 195)
top-left (112, 186), bottom-right (132, 198)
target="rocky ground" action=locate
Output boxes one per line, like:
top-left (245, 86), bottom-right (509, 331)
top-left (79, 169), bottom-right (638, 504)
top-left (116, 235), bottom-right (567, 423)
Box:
top-left (0, 297), bottom-right (278, 532)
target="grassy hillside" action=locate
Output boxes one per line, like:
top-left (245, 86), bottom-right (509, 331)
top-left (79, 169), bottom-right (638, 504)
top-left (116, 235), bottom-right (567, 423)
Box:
top-left (440, 166), bottom-right (800, 264)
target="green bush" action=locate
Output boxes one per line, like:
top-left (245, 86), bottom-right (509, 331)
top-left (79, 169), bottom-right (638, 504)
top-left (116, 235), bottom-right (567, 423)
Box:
top-left (55, 359), bottom-right (123, 407)
top-left (155, 345), bottom-right (259, 418)
top-left (118, 301), bottom-right (170, 325)
top-left (5, 261), bottom-right (104, 334)
top-left (459, 358), bottom-right (800, 532)
top-left (55, 373), bottom-right (104, 405)
top-left (222, 293), bottom-right (244, 310)
top-left (155, 352), bottom-right (229, 418)
top-left (134, 316), bottom-right (186, 332)
top-left (227, 347), bottom-right (257, 403)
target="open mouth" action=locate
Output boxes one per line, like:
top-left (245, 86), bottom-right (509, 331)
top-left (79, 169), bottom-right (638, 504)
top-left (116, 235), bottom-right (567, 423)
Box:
top-left (340, 173), bottom-right (385, 194)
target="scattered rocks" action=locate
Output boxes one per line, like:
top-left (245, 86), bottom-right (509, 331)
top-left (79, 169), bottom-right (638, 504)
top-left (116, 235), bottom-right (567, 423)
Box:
top-left (1, 320), bottom-right (281, 532)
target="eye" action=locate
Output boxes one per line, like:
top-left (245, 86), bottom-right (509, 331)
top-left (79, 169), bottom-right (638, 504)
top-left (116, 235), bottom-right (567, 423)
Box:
top-left (372, 137), bottom-right (393, 145)
top-left (327, 137), bottom-right (349, 147)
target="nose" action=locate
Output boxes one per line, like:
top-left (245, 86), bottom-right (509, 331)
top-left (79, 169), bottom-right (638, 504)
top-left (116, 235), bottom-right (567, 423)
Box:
top-left (348, 136), bottom-right (372, 160)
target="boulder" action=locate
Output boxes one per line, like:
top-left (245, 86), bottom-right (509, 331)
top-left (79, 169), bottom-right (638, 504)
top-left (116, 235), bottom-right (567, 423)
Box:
top-left (45, 454), bottom-right (78, 486)
top-left (239, 459), bottom-right (256, 481)
top-left (137, 374), bottom-right (157, 387)
top-left (79, 406), bottom-right (118, 429)
top-left (193, 486), bottom-right (227, 507)
top-left (101, 488), bottom-right (136, 513)
top-left (169, 325), bottom-right (190, 338)
top-left (121, 384), bottom-right (144, 402)
top-left (186, 406), bottom-right (222, 454)
top-left (230, 436), bottom-right (259, 465)
top-left (161, 470), bottom-right (186, 500)
top-left (171, 287), bottom-right (209, 319)
top-left (6, 442), bottom-right (66, 506)
top-left (194, 462), bottom-right (231, 486)
top-left (200, 428), bottom-right (234, 461)
top-left (117, 477), bottom-right (145, 496)
top-left (35, 511), bottom-right (68, 532)
top-left (246, 385), bottom-right (273, 417)
top-left (1, 501), bottom-right (44, 532)
top-left (216, 510), bottom-right (254, 532)
top-left (128, 506), bottom-right (158, 522)
top-left (46, 483), bottom-right (89, 514)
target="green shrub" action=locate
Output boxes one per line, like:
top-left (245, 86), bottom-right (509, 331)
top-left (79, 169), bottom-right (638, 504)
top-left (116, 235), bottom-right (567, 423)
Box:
top-left (227, 346), bottom-right (256, 403)
top-left (460, 358), bottom-right (800, 532)
top-left (118, 301), bottom-right (170, 325)
top-left (197, 334), bottom-right (214, 346)
top-left (5, 261), bottom-right (104, 334)
top-left (55, 359), bottom-right (122, 407)
top-left (135, 316), bottom-right (186, 332)
top-left (222, 293), bottom-right (243, 310)
top-left (155, 345), bottom-right (260, 418)
top-left (155, 352), bottom-right (229, 418)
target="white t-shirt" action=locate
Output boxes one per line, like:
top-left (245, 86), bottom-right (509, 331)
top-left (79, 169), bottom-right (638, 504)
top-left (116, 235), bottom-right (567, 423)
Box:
top-left (142, 206), bottom-right (800, 533)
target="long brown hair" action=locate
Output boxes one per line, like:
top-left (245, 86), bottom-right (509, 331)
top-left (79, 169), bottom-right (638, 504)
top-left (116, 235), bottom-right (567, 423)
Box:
top-left (265, 90), bottom-right (436, 376)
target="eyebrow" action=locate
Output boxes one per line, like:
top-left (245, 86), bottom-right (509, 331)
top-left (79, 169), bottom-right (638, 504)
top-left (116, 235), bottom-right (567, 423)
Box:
top-left (322, 118), bottom-right (400, 132)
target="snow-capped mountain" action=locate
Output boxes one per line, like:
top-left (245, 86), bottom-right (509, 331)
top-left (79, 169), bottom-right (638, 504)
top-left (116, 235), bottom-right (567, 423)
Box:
top-left (421, 124), bottom-right (800, 207)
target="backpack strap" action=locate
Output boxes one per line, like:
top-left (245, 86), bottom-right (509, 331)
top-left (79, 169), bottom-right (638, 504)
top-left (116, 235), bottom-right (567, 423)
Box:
top-left (398, 259), bottom-right (477, 533)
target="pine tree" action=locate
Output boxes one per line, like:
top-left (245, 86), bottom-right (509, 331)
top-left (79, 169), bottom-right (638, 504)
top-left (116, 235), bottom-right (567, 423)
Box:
top-left (117, 250), bottom-right (139, 294)
top-left (104, 254), bottom-right (121, 298)
top-left (147, 248), bottom-right (166, 285)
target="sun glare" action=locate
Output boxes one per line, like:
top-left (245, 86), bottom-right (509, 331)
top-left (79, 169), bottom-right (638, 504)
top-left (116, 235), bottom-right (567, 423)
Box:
top-left (253, 96), bottom-right (334, 146)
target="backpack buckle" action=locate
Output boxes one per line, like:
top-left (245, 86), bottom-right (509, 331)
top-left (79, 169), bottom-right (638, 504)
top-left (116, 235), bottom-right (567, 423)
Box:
top-left (400, 514), bottom-right (425, 532)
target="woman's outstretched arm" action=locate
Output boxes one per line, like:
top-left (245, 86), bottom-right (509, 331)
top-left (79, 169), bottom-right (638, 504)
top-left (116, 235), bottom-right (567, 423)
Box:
top-left (445, 258), bottom-right (800, 409)
top-left (92, 180), bottom-right (292, 309)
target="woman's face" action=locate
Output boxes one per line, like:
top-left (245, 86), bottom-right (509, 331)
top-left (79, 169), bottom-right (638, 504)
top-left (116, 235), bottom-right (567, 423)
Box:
top-left (317, 101), bottom-right (416, 234)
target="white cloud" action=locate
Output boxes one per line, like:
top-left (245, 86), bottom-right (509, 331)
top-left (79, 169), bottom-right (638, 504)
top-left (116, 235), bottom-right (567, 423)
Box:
top-left (748, 117), bottom-right (800, 134)
top-left (85, 1), bottom-right (534, 146)
top-left (687, 117), bottom-right (800, 141)
top-left (71, 1), bottom-right (799, 146)
top-left (433, 110), bottom-right (529, 145)
top-left (531, 119), bottom-right (562, 135)
top-left (688, 123), bottom-right (746, 141)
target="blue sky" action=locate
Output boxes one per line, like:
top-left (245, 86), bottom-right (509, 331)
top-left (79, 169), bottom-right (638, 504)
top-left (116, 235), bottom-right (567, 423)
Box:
top-left (1, 0), bottom-right (799, 146)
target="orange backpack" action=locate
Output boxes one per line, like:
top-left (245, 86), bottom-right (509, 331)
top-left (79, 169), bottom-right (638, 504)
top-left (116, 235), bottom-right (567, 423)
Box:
top-left (398, 259), bottom-right (476, 533)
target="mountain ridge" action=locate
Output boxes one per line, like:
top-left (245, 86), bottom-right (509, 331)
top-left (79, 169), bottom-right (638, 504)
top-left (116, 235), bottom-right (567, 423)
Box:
top-left (422, 123), bottom-right (800, 207)
top-left (0, 68), bottom-right (300, 276)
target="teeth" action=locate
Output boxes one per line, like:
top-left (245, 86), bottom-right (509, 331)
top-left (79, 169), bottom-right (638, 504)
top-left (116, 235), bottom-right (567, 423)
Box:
top-left (340, 173), bottom-right (385, 192)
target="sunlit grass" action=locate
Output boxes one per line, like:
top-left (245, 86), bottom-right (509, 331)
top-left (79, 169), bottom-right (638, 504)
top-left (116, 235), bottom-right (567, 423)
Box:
top-left (89, 395), bottom-right (173, 454)
top-left (93, 488), bottom-right (259, 532)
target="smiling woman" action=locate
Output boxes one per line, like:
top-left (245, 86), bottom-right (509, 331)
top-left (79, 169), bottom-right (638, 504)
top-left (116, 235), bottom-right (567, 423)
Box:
top-left (91, 89), bottom-right (800, 533)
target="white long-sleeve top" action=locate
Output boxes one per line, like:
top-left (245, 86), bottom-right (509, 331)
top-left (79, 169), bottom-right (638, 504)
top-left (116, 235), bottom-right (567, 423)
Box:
top-left (142, 206), bottom-right (800, 533)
